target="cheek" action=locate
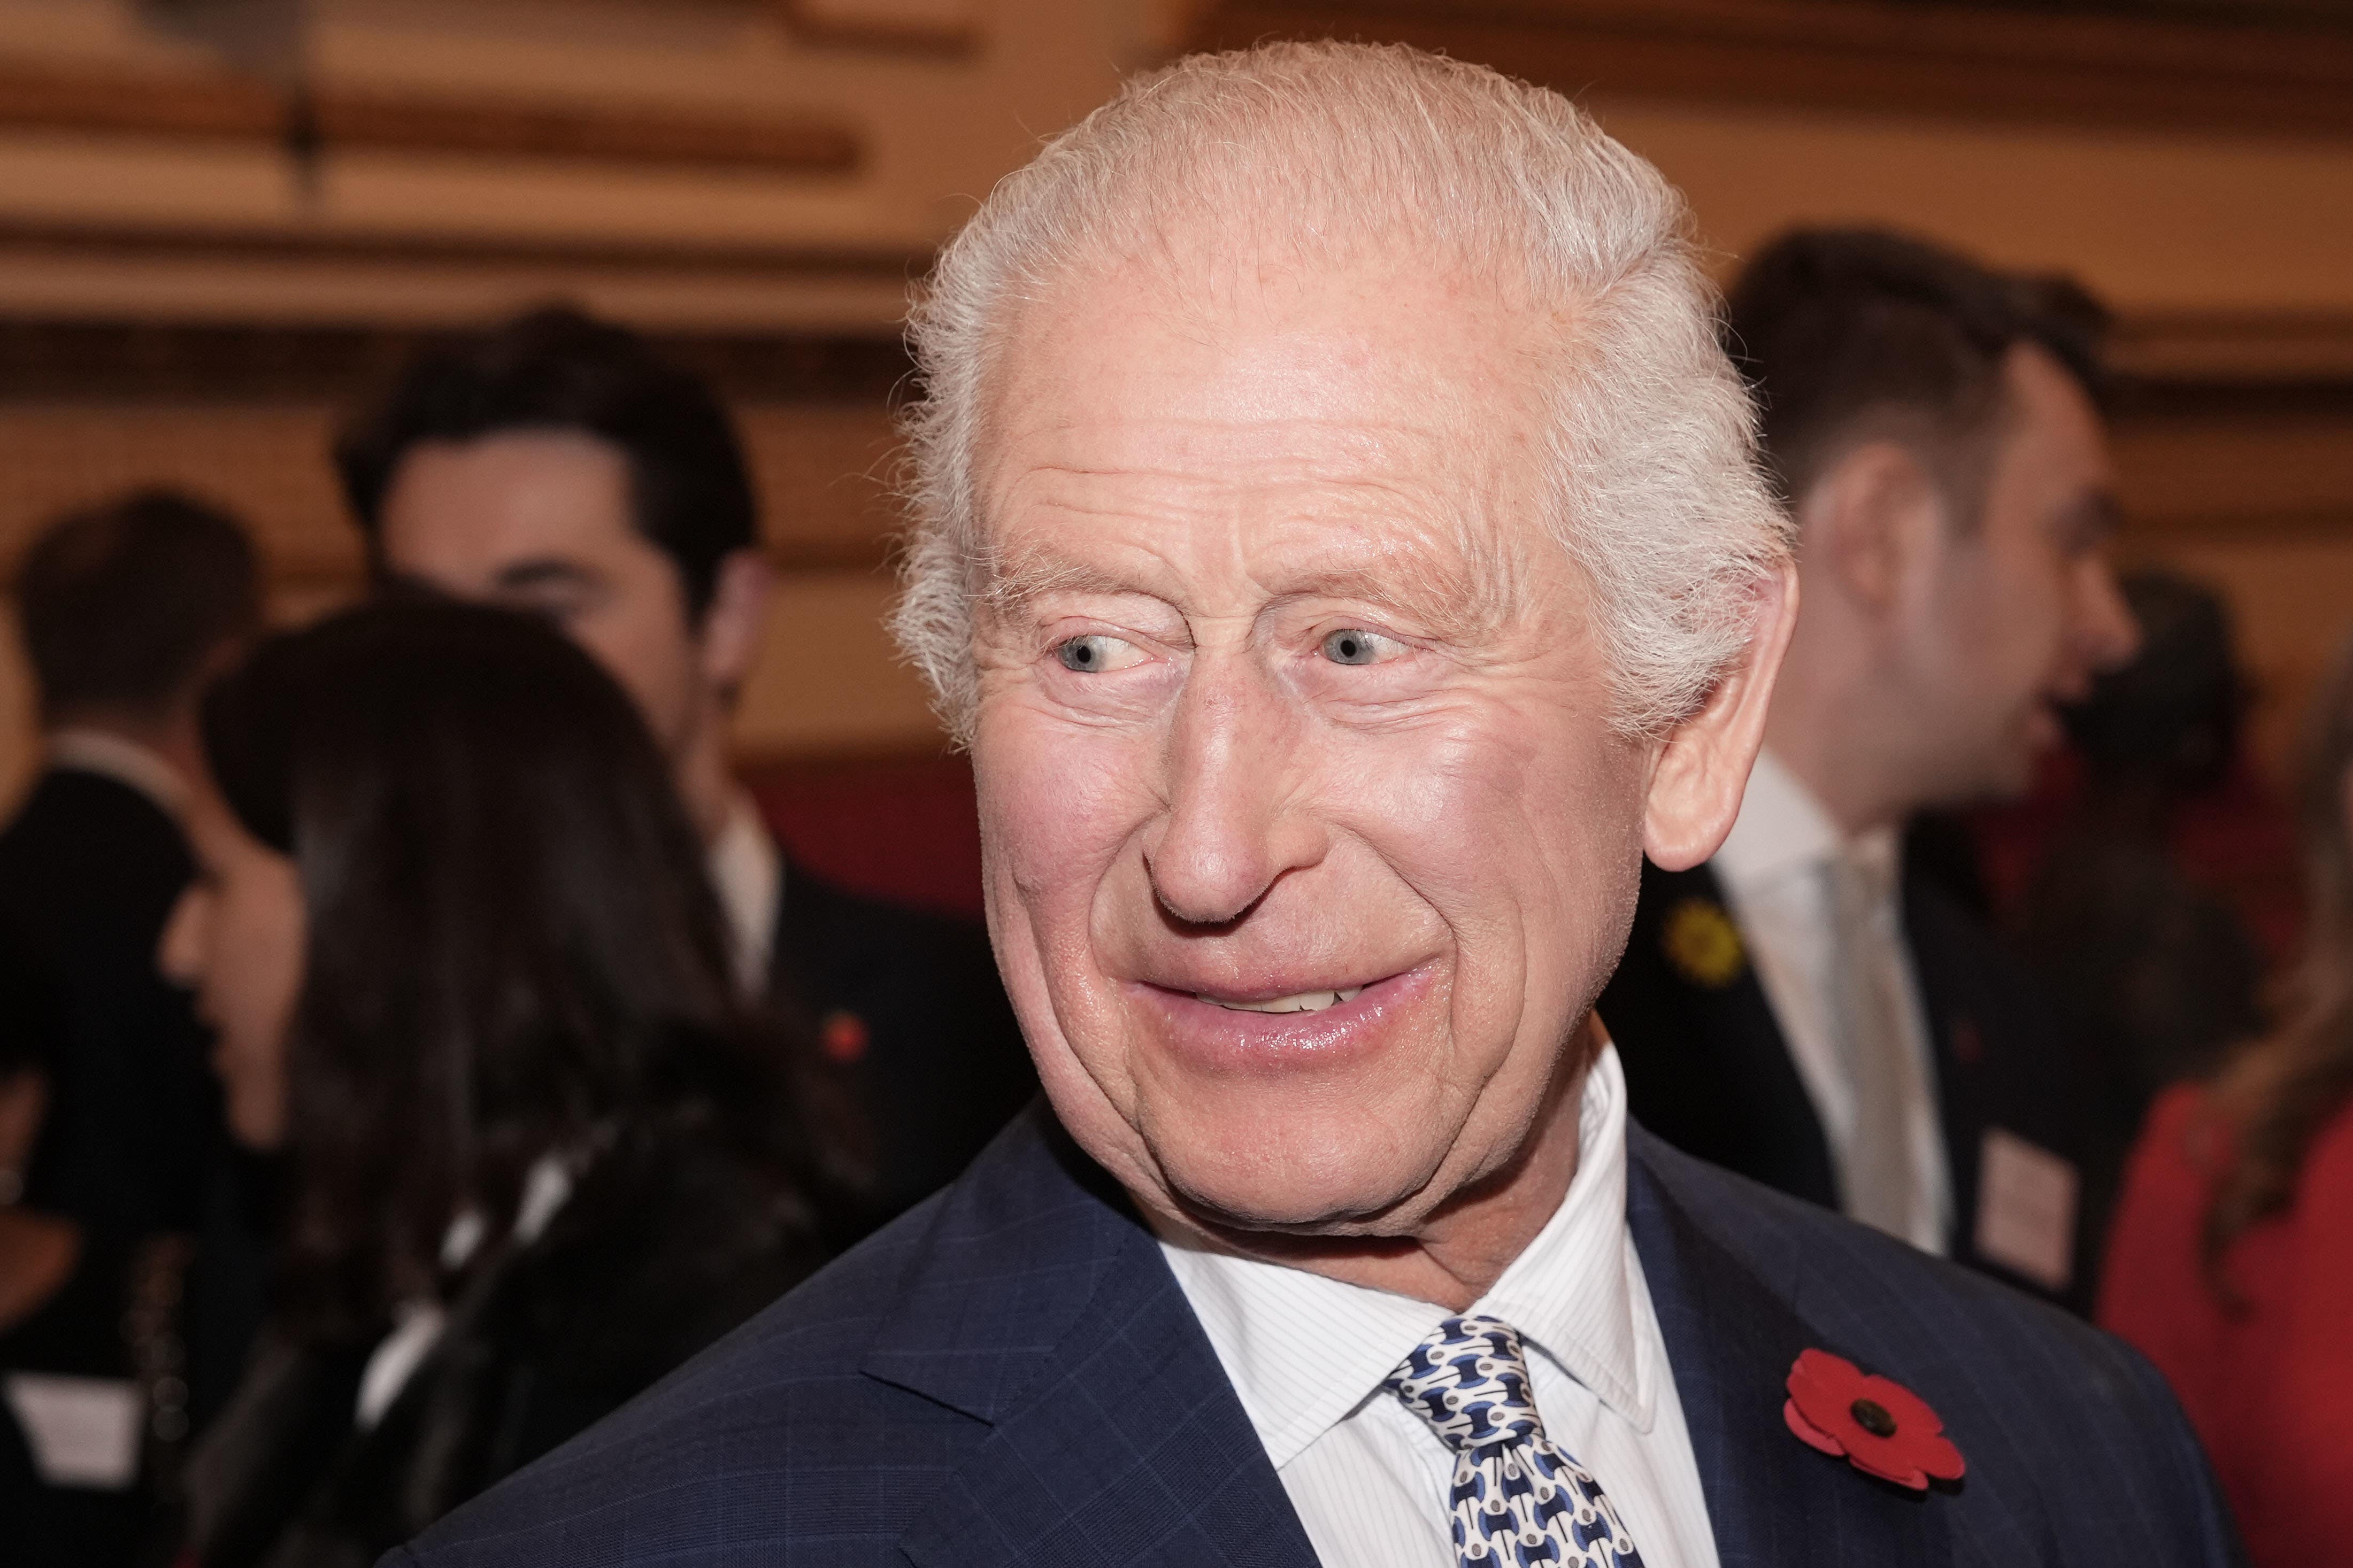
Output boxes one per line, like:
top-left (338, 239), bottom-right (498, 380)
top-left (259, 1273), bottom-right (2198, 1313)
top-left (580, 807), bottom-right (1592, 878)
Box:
top-left (974, 704), bottom-right (1160, 1001)
top-left (1960, 538), bottom-right (2068, 658)
top-left (218, 886), bottom-right (305, 1045)
top-left (579, 602), bottom-right (701, 742)
top-left (971, 702), bottom-right (1174, 1132)
top-left (1325, 704), bottom-right (1642, 1035)
top-left (978, 704), bottom-right (1152, 889)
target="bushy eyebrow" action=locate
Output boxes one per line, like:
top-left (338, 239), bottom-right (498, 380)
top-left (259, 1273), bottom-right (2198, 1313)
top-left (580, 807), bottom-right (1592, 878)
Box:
top-left (1261, 561), bottom-right (1519, 642)
top-left (976, 547), bottom-right (1132, 625)
top-left (977, 531), bottom-right (1526, 645)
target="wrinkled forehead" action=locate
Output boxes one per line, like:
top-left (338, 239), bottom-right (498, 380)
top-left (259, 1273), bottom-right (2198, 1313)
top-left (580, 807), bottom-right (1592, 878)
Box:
top-left (968, 248), bottom-right (1568, 614)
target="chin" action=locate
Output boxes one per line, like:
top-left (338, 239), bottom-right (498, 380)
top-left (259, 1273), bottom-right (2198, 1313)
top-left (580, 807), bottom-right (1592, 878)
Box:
top-left (1136, 1081), bottom-right (1454, 1235)
top-left (1943, 732), bottom-right (2036, 808)
top-left (1984, 748), bottom-right (2041, 803)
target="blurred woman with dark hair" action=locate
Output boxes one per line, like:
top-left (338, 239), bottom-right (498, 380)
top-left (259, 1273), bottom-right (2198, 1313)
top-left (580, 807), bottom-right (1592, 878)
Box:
top-left (2102, 628), bottom-right (2353, 1567)
top-left (159, 599), bottom-right (857, 1568)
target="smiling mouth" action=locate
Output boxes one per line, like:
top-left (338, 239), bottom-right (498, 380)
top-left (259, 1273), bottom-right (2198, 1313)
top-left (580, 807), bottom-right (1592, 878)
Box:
top-left (1194, 986), bottom-right (1365, 1015)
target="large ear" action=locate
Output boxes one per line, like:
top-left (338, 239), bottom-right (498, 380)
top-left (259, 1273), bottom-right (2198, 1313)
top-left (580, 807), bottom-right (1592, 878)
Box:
top-left (1642, 564), bottom-right (1799, 871)
top-left (698, 547), bottom-right (774, 695)
top-left (1809, 441), bottom-right (1941, 614)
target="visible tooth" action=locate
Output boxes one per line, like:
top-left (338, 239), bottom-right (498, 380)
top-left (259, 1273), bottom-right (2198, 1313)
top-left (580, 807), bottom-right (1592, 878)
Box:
top-left (1194, 987), bottom-right (1359, 1015)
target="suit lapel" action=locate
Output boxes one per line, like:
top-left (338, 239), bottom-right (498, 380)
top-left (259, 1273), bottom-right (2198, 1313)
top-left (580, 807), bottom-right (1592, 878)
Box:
top-left (1628, 1128), bottom-right (1955, 1568)
top-left (872, 1107), bottom-right (1316, 1568)
top-left (1609, 860), bottom-right (1842, 1210)
top-left (871, 1104), bottom-right (1965, 1567)
top-left (1900, 871), bottom-right (1980, 1262)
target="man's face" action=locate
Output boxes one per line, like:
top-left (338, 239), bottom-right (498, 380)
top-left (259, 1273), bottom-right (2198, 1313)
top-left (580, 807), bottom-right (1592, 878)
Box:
top-left (968, 256), bottom-right (1653, 1238)
top-left (374, 431), bottom-right (706, 762)
top-left (1905, 344), bottom-right (2138, 804)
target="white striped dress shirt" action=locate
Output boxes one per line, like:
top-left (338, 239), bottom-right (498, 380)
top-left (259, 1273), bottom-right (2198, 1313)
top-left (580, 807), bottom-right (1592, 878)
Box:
top-left (1159, 1045), bottom-right (1720, 1568)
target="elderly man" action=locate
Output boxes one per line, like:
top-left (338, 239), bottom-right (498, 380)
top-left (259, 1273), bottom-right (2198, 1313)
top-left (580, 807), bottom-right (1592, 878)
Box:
top-left (396, 44), bottom-right (2233, 1568)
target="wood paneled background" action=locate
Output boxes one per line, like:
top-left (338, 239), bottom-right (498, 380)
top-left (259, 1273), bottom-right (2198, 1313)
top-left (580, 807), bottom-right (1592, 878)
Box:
top-left (0, 0), bottom-right (2349, 798)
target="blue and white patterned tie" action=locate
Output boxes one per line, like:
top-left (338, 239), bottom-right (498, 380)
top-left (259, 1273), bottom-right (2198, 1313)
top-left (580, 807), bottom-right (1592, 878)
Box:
top-left (1385, 1315), bottom-right (1649, 1568)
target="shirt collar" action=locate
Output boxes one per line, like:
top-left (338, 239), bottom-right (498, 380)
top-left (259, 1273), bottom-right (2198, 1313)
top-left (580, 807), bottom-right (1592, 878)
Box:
top-left (1712, 748), bottom-right (1842, 890)
top-left (1159, 1044), bottom-right (1651, 1470)
top-left (47, 728), bottom-right (187, 818)
top-left (1481, 1040), bottom-right (1648, 1425)
top-left (707, 791), bottom-right (783, 993)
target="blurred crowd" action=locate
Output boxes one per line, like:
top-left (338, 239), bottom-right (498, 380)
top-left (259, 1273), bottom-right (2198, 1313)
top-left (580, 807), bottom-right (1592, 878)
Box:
top-left (0, 228), bottom-right (2342, 1566)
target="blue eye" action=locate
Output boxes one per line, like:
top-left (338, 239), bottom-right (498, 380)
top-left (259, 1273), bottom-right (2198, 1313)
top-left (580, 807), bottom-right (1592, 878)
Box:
top-left (1321, 629), bottom-right (1387, 666)
top-left (1057, 635), bottom-right (1133, 672)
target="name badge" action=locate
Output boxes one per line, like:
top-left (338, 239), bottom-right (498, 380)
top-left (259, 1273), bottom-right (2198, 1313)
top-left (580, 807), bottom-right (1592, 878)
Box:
top-left (1973, 1128), bottom-right (2079, 1293)
top-left (4, 1372), bottom-right (143, 1489)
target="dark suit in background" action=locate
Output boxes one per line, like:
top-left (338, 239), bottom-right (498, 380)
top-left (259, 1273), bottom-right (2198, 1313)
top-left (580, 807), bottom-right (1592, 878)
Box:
top-left (773, 863), bottom-right (1036, 1217)
top-left (0, 767), bottom-right (210, 1241)
top-left (1600, 852), bottom-right (2099, 1306)
top-left (0, 764), bottom-right (273, 1433)
top-left (391, 1104), bottom-right (2235, 1568)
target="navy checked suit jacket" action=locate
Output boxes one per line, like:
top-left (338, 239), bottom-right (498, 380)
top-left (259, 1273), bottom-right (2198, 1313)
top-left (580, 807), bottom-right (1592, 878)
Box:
top-left (391, 1102), bottom-right (2240, 1567)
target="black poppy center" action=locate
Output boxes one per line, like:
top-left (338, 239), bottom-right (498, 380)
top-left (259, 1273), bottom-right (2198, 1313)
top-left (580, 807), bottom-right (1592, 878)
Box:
top-left (1849, 1397), bottom-right (1898, 1439)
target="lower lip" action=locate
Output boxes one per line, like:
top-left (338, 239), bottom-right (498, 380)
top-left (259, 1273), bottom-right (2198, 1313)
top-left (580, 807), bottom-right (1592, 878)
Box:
top-left (1132, 966), bottom-right (1435, 1076)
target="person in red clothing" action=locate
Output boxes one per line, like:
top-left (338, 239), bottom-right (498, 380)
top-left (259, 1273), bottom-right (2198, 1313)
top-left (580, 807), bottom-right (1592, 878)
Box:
top-left (2102, 629), bottom-right (2353, 1566)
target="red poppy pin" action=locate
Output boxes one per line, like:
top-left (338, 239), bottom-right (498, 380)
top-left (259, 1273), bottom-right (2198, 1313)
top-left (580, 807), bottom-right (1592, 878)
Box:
top-left (819, 1009), bottom-right (871, 1065)
top-left (1783, 1349), bottom-right (1966, 1492)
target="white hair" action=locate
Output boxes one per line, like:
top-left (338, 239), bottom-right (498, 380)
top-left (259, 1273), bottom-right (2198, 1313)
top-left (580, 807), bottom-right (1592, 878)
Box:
top-left (891, 41), bottom-right (1791, 742)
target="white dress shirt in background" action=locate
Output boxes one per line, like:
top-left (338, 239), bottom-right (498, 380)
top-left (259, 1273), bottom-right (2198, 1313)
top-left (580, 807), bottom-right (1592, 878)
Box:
top-left (1711, 750), bottom-right (1950, 1254)
top-left (708, 791), bottom-right (783, 994)
top-left (48, 727), bottom-right (187, 820)
top-left (1160, 1045), bottom-right (1720, 1568)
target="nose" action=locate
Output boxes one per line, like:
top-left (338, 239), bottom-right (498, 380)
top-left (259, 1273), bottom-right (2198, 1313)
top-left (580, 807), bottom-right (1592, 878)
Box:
top-left (157, 887), bottom-right (206, 990)
top-left (2074, 555), bottom-right (2141, 675)
top-left (1140, 656), bottom-right (1328, 927)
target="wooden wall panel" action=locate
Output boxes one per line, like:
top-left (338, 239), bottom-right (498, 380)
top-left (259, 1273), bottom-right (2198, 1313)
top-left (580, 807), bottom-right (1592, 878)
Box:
top-left (736, 569), bottom-right (941, 759)
top-left (2113, 405), bottom-right (2353, 539)
top-left (0, 405), bottom-right (358, 582)
top-left (1189, 0), bottom-right (2353, 138)
top-left (0, 58), bottom-right (863, 175)
top-left (0, 402), bottom-right (910, 584)
top-left (738, 403), bottom-right (906, 569)
top-left (779, 0), bottom-right (986, 56)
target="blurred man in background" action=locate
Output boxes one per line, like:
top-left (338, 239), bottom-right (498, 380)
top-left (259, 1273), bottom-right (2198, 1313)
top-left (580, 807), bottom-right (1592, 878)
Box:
top-left (0, 489), bottom-right (266, 1544)
top-left (335, 307), bottom-right (1033, 1215)
top-left (2, 489), bottom-right (259, 1241)
top-left (1600, 229), bottom-right (2140, 1305)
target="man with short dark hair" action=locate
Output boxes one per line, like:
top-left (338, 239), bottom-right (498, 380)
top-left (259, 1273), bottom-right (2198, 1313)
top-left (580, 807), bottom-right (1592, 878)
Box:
top-left (0, 489), bottom-right (267, 1439)
top-left (337, 307), bottom-right (1032, 1214)
top-left (2, 488), bottom-right (260, 1242)
top-left (1600, 229), bottom-right (2141, 1303)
